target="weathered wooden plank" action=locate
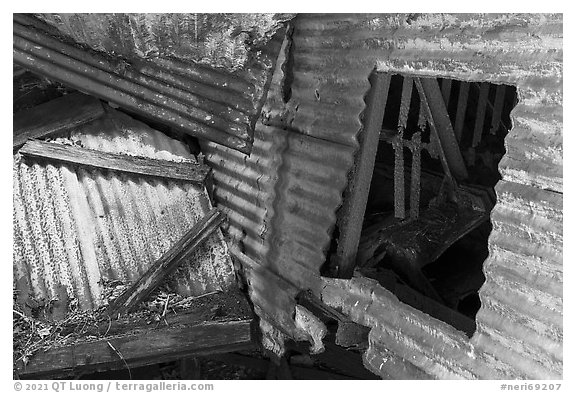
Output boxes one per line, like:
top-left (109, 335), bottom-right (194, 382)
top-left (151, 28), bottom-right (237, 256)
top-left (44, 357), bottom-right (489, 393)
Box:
top-left (107, 208), bottom-right (225, 316)
top-left (18, 320), bottom-right (254, 379)
top-left (19, 139), bottom-right (209, 183)
top-left (332, 72), bottom-right (391, 278)
top-left (13, 92), bottom-right (105, 149)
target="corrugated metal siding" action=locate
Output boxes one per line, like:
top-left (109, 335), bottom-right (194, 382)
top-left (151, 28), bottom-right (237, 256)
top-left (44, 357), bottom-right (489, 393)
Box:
top-left (202, 25), bottom-right (362, 340)
top-left (472, 180), bottom-right (563, 379)
top-left (203, 13), bottom-right (562, 379)
top-left (13, 108), bottom-right (236, 313)
top-left (13, 14), bottom-right (286, 154)
top-left (287, 13), bottom-right (562, 379)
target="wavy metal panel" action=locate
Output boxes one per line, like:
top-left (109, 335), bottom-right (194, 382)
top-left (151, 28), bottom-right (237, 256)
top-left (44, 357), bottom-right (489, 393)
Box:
top-left (13, 14), bottom-right (286, 154)
top-left (203, 13), bottom-right (562, 379)
top-left (472, 180), bottom-right (563, 379)
top-left (285, 13), bottom-right (562, 379)
top-left (292, 13), bottom-right (563, 192)
top-left (201, 22), bottom-right (363, 341)
top-left (13, 108), bottom-right (236, 313)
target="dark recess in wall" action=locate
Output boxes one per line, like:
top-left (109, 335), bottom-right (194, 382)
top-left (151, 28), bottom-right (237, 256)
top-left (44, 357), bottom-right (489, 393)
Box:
top-left (348, 74), bottom-right (518, 336)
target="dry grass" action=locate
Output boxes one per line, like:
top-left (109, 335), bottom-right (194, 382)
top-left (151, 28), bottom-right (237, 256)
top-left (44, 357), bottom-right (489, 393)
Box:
top-left (13, 279), bottom-right (223, 375)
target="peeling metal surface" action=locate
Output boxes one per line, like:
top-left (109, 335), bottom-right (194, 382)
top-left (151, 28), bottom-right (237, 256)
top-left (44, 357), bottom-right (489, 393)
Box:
top-left (36, 13), bottom-right (294, 72)
top-left (294, 305), bottom-right (327, 354)
top-left (13, 108), bottom-right (236, 313)
top-left (13, 14), bottom-right (286, 154)
top-left (321, 277), bottom-right (479, 379)
top-left (202, 28), bottom-right (358, 339)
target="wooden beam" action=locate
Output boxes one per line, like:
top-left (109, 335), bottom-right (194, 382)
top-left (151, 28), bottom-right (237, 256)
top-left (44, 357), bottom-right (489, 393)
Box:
top-left (18, 320), bottom-right (253, 379)
top-left (332, 72), bottom-right (391, 278)
top-left (19, 140), bottom-right (209, 183)
top-left (13, 92), bottom-right (105, 150)
top-left (107, 208), bottom-right (225, 317)
top-left (415, 78), bottom-right (469, 182)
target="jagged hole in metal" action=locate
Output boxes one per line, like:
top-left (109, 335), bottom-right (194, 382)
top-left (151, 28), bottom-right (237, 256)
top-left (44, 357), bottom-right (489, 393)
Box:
top-left (357, 73), bottom-right (518, 336)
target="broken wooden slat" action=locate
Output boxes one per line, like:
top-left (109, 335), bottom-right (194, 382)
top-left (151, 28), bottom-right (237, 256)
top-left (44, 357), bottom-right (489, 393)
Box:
top-left (454, 82), bottom-right (469, 143)
top-left (473, 82), bottom-right (490, 147)
top-left (13, 92), bottom-right (105, 149)
top-left (19, 140), bottom-right (209, 183)
top-left (18, 319), bottom-right (253, 379)
top-left (107, 208), bottom-right (225, 316)
top-left (416, 78), bottom-right (469, 182)
top-left (331, 72), bottom-right (391, 278)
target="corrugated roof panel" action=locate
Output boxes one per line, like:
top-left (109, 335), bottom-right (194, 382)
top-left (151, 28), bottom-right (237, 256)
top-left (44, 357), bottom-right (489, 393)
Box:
top-left (13, 108), bottom-right (236, 314)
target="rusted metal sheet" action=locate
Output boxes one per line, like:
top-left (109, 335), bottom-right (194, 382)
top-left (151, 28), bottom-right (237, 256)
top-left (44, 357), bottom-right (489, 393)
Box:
top-left (200, 13), bottom-right (563, 379)
top-left (472, 180), bottom-right (563, 379)
top-left (13, 108), bottom-right (236, 313)
top-left (13, 14), bottom-right (287, 154)
top-left (202, 29), bottom-right (357, 340)
top-left (279, 13), bottom-right (562, 379)
top-left (499, 84), bottom-right (563, 193)
top-left (292, 13), bottom-right (562, 192)
top-left (36, 13), bottom-right (293, 72)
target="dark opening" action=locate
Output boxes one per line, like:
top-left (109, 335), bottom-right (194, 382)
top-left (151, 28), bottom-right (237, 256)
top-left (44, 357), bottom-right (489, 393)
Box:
top-left (357, 74), bottom-right (517, 336)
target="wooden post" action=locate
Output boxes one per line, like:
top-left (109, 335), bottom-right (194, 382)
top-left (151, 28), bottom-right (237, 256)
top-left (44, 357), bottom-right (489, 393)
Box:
top-left (331, 72), bottom-right (391, 278)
